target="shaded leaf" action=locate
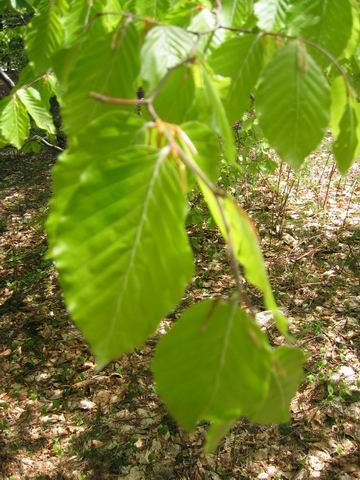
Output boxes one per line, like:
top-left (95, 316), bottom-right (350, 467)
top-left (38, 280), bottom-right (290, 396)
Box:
top-left (250, 346), bottom-right (305, 424)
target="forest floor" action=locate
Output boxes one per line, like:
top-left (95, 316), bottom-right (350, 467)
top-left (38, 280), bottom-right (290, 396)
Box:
top-left (0, 142), bottom-right (359, 480)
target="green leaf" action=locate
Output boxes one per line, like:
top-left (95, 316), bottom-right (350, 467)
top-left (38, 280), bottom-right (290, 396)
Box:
top-left (333, 102), bottom-right (359, 174)
top-left (201, 66), bottom-right (236, 164)
top-left (250, 346), bottom-right (305, 424)
top-left (180, 121), bottom-right (221, 183)
top-left (47, 110), bottom-right (146, 247)
top-left (209, 35), bottom-right (265, 123)
top-left (17, 87), bottom-right (55, 134)
top-left (153, 65), bottom-right (195, 123)
top-left (62, 20), bottom-right (140, 137)
top-left (199, 186), bottom-right (288, 336)
top-left (141, 25), bottom-right (195, 90)
top-left (49, 145), bottom-right (193, 367)
top-left (256, 42), bottom-right (331, 168)
top-left (136, 0), bottom-right (170, 19)
top-left (254, 0), bottom-right (290, 31)
top-left (291, 0), bottom-right (353, 67)
top-left (26, 0), bottom-right (68, 74)
top-left (221, 0), bottom-right (254, 28)
top-left (330, 76), bottom-right (347, 138)
top-left (0, 94), bottom-right (30, 149)
top-left (153, 300), bottom-right (271, 431)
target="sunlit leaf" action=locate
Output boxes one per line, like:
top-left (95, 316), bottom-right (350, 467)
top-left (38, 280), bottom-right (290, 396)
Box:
top-left (256, 42), bottom-right (330, 168)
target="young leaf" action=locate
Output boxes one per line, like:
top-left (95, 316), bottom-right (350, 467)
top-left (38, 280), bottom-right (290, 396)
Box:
top-left (199, 184), bottom-right (288, 336)
top-left (209, 35), bottom-right (264, 123)
top-left (291, 0), bottom-right (353, 68)
top-left (17, 87), bottom-right (55, 134)
top-left (62, 20), bottom-right (140, 137)
top-left (153, 300), bottom-right (271, 431)
top-left (250, 346), bottom-right (305, 424)
top-left (256, 42), bottom-right (331, 168)
top-left (141, 26), bottom-right (195, 90)
top-left (26, 0), bottom-right (67, 74)
top-left (333, 102), bottom-right (359, 174)
top-left (50, 146), bottom-right (193, 367)
top-left (254, 0), bottom-right (290, 31)
top-left (0, 94), bottom-right (30, 149)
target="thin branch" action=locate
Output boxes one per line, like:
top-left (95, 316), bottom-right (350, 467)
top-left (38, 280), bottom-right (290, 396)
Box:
top-left (0, 68), bottom-right (15, 89)
top-left (27, 135), bottom-right (64, 152)
top-left (89, 91), bottom-right (148, 106)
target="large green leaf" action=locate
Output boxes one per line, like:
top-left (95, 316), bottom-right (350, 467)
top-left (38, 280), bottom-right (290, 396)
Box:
top-left (250, 346), bottom-right (305, 424)
top-left (153, 300), bottom-right (271, 431)
top-left (254, 0), bottom-right (289, 31)
top-left (209, 35), bottom-right (265, 123)
top-left (17, 87), bottom-right (55, 134)
top-left (333, 102), bottom-right (359, 174)
top-left (50, 145), bottom-right (193, 366)
top-left (221, 0), bottom-right (254, 28)
top-left (0, 94), bottom-right (30, 149)
top-left (26, 0), bottom-right (68, 74)
top-left (199, 185), bottom-right (288, 335)
top-left (153, 65), bottom-right (195, 123)
top-left (141, 25), bottom-right (195, 90)
top-left (62, 20), bottom-right (140, 137)
top-left (291, 0), bottom-right (353, 68)
top-left (256, 42), bottom-right (331, 168)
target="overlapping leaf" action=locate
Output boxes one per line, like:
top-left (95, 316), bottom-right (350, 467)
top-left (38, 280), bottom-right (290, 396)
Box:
top-left (26, 0), bottom-right (68, 74)
top-left (290, 0), bottom-right (353, 67)
top-left (254, 0), bottom-right (289, 31)
top-left (209, 34), bottom-right (265, 122)
top-left (17, 87), bottom-right (55, 134)
top-left (200, 66), bottom-right (236, 164)
top-left (256, 42), bottom-right (331, 168)
top-left (250, 346), bottom-right (305, 424)
top-left (62, 21), bottom-right (140, 137)
top-left (221, 0), bottom-right (254, 28)
top-left (141, 25), bottom-right (195, 90)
